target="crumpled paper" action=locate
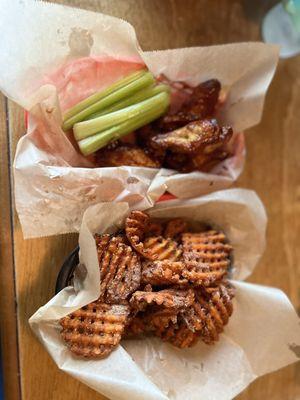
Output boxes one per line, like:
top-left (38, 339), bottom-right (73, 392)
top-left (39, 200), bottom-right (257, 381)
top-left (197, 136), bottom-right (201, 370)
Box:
top-left (0, 0), bottom-right (279, 238)
top-left (29, 189), bottom-right (300, 400)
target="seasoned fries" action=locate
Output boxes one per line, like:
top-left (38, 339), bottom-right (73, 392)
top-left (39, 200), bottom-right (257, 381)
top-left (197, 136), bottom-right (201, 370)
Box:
top-left (130, 288), bottom-right (195, 312)
top-left (96, 234), bottom-right (141, 303)
top-left (60, 211), bottom-right (235, 358)
top-left (157, 316), bottom-right (200, 348)
top-left (143, 236), bottom-right (182, 261)
top-left (164, 218), bottom-right (188, 239)
top-left (60, 302), bottom-right (130, 358)
top-left (182, 230), bottom-right (232, 286)
top-left (145, 220), bottom-right (164, 237)
top-left (182, 257), bottom-right (228, 286)
top-left (182, 230), bottom-right (232, 269)
top-left (197, 283), bottom-right (235, 344)
top-left (125, 210), bottom-right (157, 260)
top-left (142, 260), bottom-right (188, 286)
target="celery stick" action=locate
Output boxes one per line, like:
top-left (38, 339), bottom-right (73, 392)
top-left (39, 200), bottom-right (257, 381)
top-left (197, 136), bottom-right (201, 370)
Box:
top-left (63, 68), bottom-right (147, 121)
top-left (62, 71), bottom-right (154, 131)
top-left (78, 95), bottom-right (169, 155)
top-left (74, 91), bottom-right (169, 141)
top-left (79, 106), bottom-right (165, 156)
top-left (85, 84), bottom-right (170, 120)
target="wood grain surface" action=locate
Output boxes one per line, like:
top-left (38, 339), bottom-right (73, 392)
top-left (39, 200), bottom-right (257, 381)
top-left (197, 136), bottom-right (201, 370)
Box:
top-left (0, 1), bottom-right (299, 400)
top-left (0, 95), bottom-right (21, 400)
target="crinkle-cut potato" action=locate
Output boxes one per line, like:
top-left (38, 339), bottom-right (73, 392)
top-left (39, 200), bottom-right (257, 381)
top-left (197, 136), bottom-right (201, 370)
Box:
top-left (125, 308), bottom-right (178, 338)
top-left (96, 234), bottom-right (141, 303)
top-left (145, 220), bottom-right (164, 237)
top-left (183, 259), bottom-right (227, 287)
top-left (164, 218), bottom-right (188, 239)
top-left (182, 231), bottom-right (232, 268)
top-left (130, 288), bottom-right (195, 312)
top-left (198, 282), bottom-right (235, 344)
top-left (143, 236), bottom-right (182, 261)
top-left (142, 260), bottom-right (188, 286)
top-left (156, 316), bottom-right (200, 348)
top-left (125, 211), bottom-right (156, 260)
top-left (60, 302), bottom-right (130, 358)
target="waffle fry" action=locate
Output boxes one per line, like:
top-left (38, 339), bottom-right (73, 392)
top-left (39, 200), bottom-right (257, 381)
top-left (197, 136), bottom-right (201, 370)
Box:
top-left (125, 212), bottom-right (183, 262)
top-left (143, 283), bottom-right (153, 292)
top-left (143, 236), bottom-right (182, 261)
top-left (180, 298), bottom-right (206, 332)
top-left (130, 288), bottom-right (195, 312)
top-left (198, 282), bottom-right (235, 344)
top-left (183, 256), bottom-right (227, 287)
top-left (183, 229), bottom-right (227, 245)
top-left (125, 211), bottom-right (158, 260)
top-left (60, 302), bottom-right (130, 358)
top-left (184, 250), bottom-right (230, 273)
top-left (126, 308), bottom-right (178, 338)
top-left (146, 307), bottom-right (179, 331)
top-left (182, 230), bottom-right (232, 270)
top-left (158, 280), bottom-right (234, 348)
top-left (164, 218), bottom-right (187, 239)
top-left (157, 317), bottom-right (200, 348)
top-left (145, 220), bottom-right (164, 237)
top-left (96, 235), bottom-right (141, 303)
top-left (181, 230), bottom-right (232, 286)
top-left (142, 260), bottom-right (188, 286)
top-left (95, 232), bottom-right (127, 250)
top-left (125, 314), bottom-right (148, 337)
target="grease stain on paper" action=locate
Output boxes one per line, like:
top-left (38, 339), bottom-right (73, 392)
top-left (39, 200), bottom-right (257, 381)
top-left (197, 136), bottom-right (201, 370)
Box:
top-left (68, 28), bottom-right (94, 57)
top-left (288, 343), bottom-right (300, 358)
top-left (127, 176), bottom-right (139, 184)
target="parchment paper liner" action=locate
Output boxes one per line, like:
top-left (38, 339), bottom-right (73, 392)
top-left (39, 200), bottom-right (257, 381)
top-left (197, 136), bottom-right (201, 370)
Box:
top-left (30, 189), bottom-right (300, 400)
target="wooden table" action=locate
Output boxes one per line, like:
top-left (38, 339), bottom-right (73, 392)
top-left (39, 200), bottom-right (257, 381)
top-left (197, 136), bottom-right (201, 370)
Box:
top-left (1, 1), bottom-right (299, 399)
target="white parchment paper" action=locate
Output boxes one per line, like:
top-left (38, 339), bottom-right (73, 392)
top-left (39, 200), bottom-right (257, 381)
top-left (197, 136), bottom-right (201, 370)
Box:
top-left (29, 189), bottom-right (300, 400)
top-left (0, 0), bottom-right (279, 238)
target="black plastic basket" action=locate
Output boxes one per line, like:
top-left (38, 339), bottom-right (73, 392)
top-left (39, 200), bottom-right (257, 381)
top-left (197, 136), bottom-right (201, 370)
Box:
top-left (55, 246), bottom-right (79, 294)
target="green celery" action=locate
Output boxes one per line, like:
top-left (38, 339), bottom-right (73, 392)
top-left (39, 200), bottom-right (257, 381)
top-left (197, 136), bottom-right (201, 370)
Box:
top-left (78, 93), bottom-right (169, 155)
top-left (63, 68), bottom-right (147, 121)
top-left (85, 84), bottom-right (170, 120)
top-left (62, 70), bottom-right (154, 131)
top-left (73, 91), bottom-right (169, 141)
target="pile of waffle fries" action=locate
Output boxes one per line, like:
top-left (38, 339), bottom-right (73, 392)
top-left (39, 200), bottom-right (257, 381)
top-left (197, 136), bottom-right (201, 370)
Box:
top-left (60, 211), bottom-right (235, 358)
